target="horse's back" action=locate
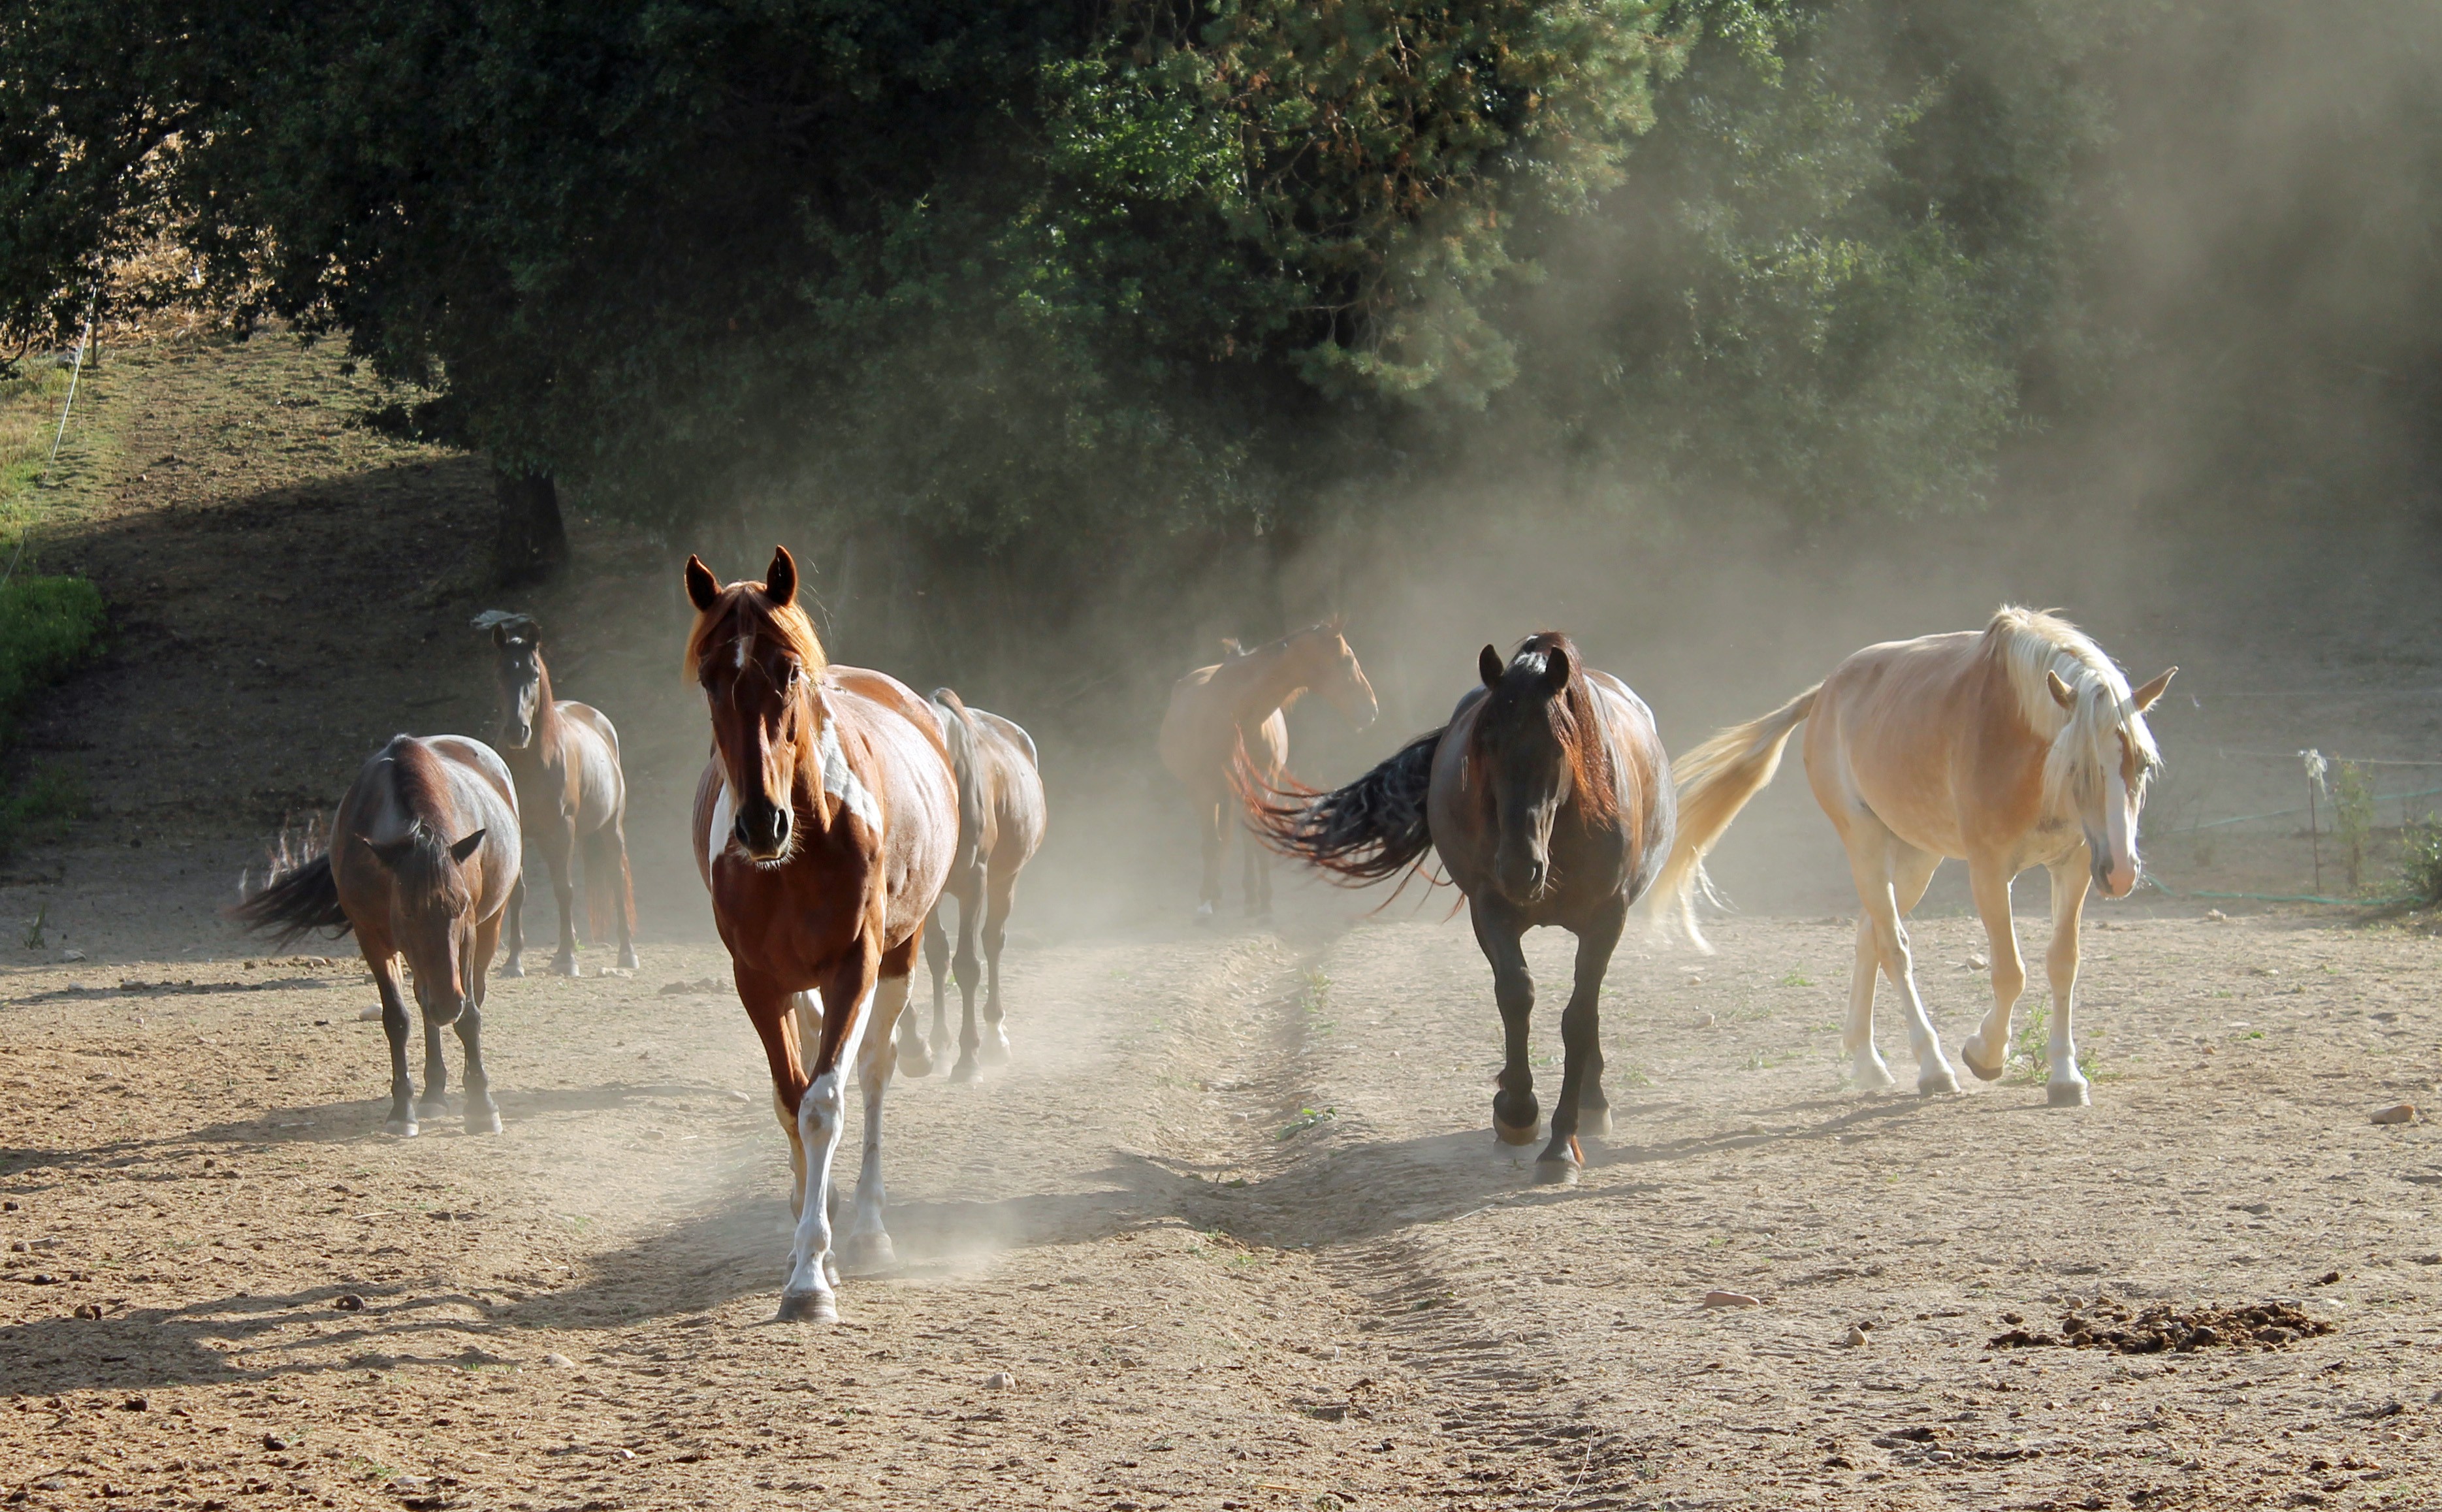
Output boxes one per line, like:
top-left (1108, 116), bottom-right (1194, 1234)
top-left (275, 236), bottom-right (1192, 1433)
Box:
top-left (1806, 628), bottom-right (2017, 856)
top-left (831, 684), bottom-right (958, 950)
top-left (975, 708), bottom-right (1048, 864)
top-left (1157, 665), bottom-right (1223, 784)
top-left (831, 666), bottom-right (950, 759)
top-left (554, 701), bottom-right (628, 826)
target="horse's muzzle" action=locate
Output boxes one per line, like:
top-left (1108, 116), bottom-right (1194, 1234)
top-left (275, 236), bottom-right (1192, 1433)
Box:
top-left (735, 801), bottom-right (792, 860)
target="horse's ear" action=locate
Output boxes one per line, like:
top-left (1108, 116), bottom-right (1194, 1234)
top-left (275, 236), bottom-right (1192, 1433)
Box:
top-left (491, 623), bottom-right (511, 649)
top-left (448, 829), bottom-right (487, 865)
top-left (2130, 666), bottom-right (2176, 713)
top-left (1479, 644), bottom-right (1503, 688)
top-left (2045, 669), bottom-right (2077, 709)
top-left (765, 546), bottom-right (797, 609)
top-left (1219, 637), bottom-right (1242, 658)
top-left (364, 835), bottom-right (413, 871)
top-left (1544, 645), bottom-right (1572, 690)
top-left (684, 555), bottom-right (720, 611)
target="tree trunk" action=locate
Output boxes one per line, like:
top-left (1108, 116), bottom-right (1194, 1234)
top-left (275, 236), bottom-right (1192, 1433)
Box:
top-left (495, 468), bottom-right (568, 586)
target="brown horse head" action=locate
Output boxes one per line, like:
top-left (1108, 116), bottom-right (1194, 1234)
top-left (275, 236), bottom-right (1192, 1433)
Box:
top-left (489, 616), bottom-right (551, 750)
top-left (1470, 632), bottom-right (1617, 905)
top-left (684, 546), bottom-right (829, 861)
top-left (363, 739), bottom-right (489, 1024)
top-left (1294, 621), bottom-right (1379, 729)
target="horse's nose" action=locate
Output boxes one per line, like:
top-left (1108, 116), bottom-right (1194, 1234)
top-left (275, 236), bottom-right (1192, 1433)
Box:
top-left (735, 802), bottom-right (791, 858)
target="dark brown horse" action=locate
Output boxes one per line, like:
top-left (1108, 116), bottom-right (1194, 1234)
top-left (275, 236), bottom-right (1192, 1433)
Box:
top-left (1244, 634), bottom-right (1673, 1180)
top-left (895, 688), bottom-right (1047, 1082)
top-left (685, 547), bottom-right (957, 1323)
top-left (233, 735), bottom-right (522, 1136)
top-left (487, 616), bottom-right (636, 976)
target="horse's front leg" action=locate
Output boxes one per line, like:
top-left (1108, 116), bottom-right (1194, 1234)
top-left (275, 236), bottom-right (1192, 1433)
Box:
top-left (417, 1014), bottom-right (451, 1121)
top-left (499, 875), bottom-right (526, 978)
top-left (1539, 898), bottom-right (1627, 1180)
top-left (978, 860), bottom-right (1019, 1067)
top-left (736, 965), bottom-right (815, 1278)
top-left (548, 820), bottom-right (580, 976)
top-left (366, 948), bottom-right (418, 1136)
top-left (1959, 857), bottom-right (2028, 1082)
top-left (1469, 898), bottom-right (1539, 1146)
top-left (1195, 796), bottom-right (1225, 920)
top-left (843, 941), bottom-right (920, 1274)
top-left (780, 943), bottom-right (881, 1323)
top-left (458, 914), bottom-right (504, 1134)
top-left (948, 882), bottom-right (986, 1082)
top-left (2041, 854), bottom-right (2094, 1107)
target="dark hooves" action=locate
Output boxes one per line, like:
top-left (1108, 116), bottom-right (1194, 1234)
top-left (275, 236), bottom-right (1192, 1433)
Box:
top-left (1493, 1119), bottom-right (1540, 1148)
top-left (775, 1289), bottom-right (837, 1325)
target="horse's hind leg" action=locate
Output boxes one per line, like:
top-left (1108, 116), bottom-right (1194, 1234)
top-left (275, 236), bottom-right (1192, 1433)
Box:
top-left (901, 909), bottom-right (944, 1080)
top-left (948, 879), bottom-right (985, 1082)
top-left (976, 856), bottom-right (1020, 1069)
top-left (1244, 826), bottom-right (1273, 918)
top-left (2040, 854), bottom-right (2094, 1107)
top-left (367, 952), bottom-right (418, 1136)
top-left (1538, 898), bottom-right (1627, 1180)
top-left (1844, 828), bottom-right (1957, 1095)
top-left (1469, 897), bottom-right (1540, 1146)
top-left (1196, 797), bottom-right (1225, 921)
top-left (457, 914), bottom-right (504, 1133)
top-left (1959, 858), bottom-right (2027, 1082)
top-left (547, 826), bottom-right (580, 976)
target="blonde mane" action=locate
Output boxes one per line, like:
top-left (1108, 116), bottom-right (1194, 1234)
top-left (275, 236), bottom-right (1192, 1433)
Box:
top-left (683, 581), bottom-right (829, 684)
top-left (1986, 605), bottom-right (2162, 810)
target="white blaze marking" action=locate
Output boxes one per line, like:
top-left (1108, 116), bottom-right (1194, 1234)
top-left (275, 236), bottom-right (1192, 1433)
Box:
top-left (707, 781), bottom-right (737, 862)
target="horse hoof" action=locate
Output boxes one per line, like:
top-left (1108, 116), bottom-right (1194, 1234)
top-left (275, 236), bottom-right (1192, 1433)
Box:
top-left (466, 1108), bottom-right (502, 1136)
top-left (416, 1099), bottom-right (451, 1121)
top-left (549, 957), bottom-right (580, 978)
top-left (1852, 1065), bottom-right (1897, 1093)
top-left (1577, 1106), bottom-right (1613, 1140)
top-left (1918, 1069), bottom-right (1960, 1097)
top-left (776, 1289), bottom-right (837, 1325)
top-left (1493, 1119), bottom-right (1539, 1148)
top-left (839, 1232), bottom-right (895, 1275)
top-left (1963, 1055), bottom-right (2004, 1083)
top-left (1534, 1157), bottom-right (1582, 1187)
top-left (384, 1118), bottom-right (419, 1138)
top-left (979, 1032), bottom-right (1011, 1067)
top-left (618, 949), bottom-right (640, 971)
top-left (898, 1041), bottom-right (934, 1079)
top-left (2047, 1080), bottom-right (2091, 1109)
top-left (948, 1057), bottom-right (980, 1084)
top-left (498, 961), bottom-right (525, 980)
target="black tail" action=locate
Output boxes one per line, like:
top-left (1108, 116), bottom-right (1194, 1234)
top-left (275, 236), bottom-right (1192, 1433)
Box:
top-left (1236, 728), bottom-right (1441, 884)
top-left (931, 687), bottom-right (988, 878)
top-left (227, 852), bottom-right (352, 949)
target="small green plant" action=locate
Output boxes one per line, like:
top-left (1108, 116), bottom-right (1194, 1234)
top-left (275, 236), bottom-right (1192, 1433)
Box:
top-left (1778, 967), bottom-right (1814, 988)
top-left (2399, 813), bottom-right (2442, 904)
top-left (1276, 1106), bottom-right (1335, 1140)
top-left (2335, 762), bottom-right (2375, 892)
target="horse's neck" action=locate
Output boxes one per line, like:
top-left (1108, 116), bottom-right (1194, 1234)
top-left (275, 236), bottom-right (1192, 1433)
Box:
top-left (1219, 639), bottom-right (1312, 721)
top-left (532, 661), bottom-right (564, 748)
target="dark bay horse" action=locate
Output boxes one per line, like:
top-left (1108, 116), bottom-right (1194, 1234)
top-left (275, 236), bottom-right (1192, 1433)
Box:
top-left (895, 688), bottom-right (1047, 1082)
top-left (1244, 634), bottom-right (1673, 1180)
top-left (685, 547), bottom-right (957, 1323)
top-left (1160, 622), bottom-right (1377, 919)
top-left (487, 616), bottom-right (636, 976)
top-left (233, 735), bottom-right (522, 1136)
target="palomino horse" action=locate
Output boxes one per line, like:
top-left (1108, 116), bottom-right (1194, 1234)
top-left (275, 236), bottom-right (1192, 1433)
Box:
top-left (1646, 607), bottom-right (2172, 1106)
top-left (1160, 622), bottom-right (1377, 918)
top-left (684, 547), bottom-right (956, 1323)
top-left (1244, 633), bottom-right (1673, 1180)
top-left (487, 616), bottom-right (637, 976)
top-left (895, 688), bottom-right (1047, 1083)
top-left (233, 735), bottom-right (522, 1136)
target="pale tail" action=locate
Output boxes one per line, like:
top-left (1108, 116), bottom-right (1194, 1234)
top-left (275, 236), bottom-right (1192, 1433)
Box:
top-left (1640, 684), bottom-right (1820, 952)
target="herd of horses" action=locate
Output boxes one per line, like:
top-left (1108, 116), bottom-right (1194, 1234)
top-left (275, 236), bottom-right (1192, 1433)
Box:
top-left (232, 546), bottom-right (2174, 1322)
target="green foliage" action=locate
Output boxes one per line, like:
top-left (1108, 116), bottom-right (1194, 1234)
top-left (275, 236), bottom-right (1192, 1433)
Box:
top-left (2334, 762), bottom-right (2374, 893)
top-left (0, 573), bottom-right (103, 740)
top-left (2398, 814), bottom-right (2442, 906)
top-left (0, 762), bottom-right (89, 854)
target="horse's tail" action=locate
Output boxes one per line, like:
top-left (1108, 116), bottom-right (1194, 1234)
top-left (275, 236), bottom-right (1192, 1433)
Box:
top-left (1639, 684), bottom-right (1820, 952)
top-left (227, 838), bottom-right (352, 949)
top-left (931, 688), bottom-right (988, 879)
top-left (1236, 728), bottom-right (1441, 884)
top-left (581, 823), bottom-right (634, 944)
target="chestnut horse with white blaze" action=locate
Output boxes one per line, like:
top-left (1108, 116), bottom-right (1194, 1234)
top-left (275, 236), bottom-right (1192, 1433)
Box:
top-left (1645, 607), bottom-right (2172, 1107)
top-left (1160, 623), bottom-right (1377, 918)
top-left (1244, 634), bottom-right (1673, 1181)
top-left (487, 616), bottom-right (637, 976)
top-left (232, 735), bottom-right (521, 1136)
top-left (684, 547), bottom-right (956, 1323)
top-left (895, 688), bottom-right (1046, 1083)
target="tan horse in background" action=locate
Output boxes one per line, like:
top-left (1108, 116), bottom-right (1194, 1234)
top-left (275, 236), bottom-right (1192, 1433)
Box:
top-left (1159, 623), bottom-right (1377, 918)
top-left (1646, 607), bottom-right (2172, 1107)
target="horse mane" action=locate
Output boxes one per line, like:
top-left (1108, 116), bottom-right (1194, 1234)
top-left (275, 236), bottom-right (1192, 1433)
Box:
top-left (1470, 632), bottom-right (1620, 825)
top-left (683, 580), bottom-right (829, 684)
top-left (381, 735), bottom-right (475, 912)
top-left (1985, 605), bottom-right (2163, 808)
top-left (529, 647), bottom-right (564, 750)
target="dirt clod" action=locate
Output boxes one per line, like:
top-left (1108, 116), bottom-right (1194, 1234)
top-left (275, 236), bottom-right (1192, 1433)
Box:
top-left (332, 1294), bottom-right (366, 1312)
top-left (2370, 1102), bottom-right (2417, 1125)
top-left (1990, 1299), bottom-right (2334, 1354)
top-left (1844, 1325), bottom-right (1870, 1347)
top-left (1701, 1291), bottom-right (1761, 1308)
top-left (984, 1371), bottom-right (1016, 1390)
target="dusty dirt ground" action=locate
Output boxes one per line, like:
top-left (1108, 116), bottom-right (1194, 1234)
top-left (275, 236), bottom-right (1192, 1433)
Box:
top-left (1, 331), bottom-right (2439, 1512)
